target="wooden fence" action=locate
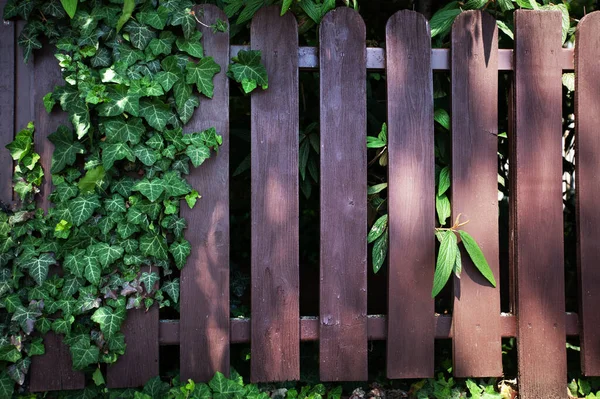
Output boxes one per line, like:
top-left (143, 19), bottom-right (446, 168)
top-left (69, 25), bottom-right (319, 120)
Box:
top-left (1, 4), bottom-right (600, 399)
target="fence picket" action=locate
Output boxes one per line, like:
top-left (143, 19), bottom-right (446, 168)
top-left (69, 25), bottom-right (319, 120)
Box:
top-left (575, 11), bottom-right (600, 376)
top-left (319, 8), bottom-right (368, 382)
top-left (513, 10), bottom-right (566, 399)
top-left (250, 6), bottom-right (300, 382)
top-left (0, 0), bottom-right (15, 206)
top-left (451, 11), bottom-right (502, 377)
top-left (29, 44), bottom-right (85, 392)
top-left (385, 10), bottom-right (435, 379)
top-left (180, 5), bottom-right (231, 381)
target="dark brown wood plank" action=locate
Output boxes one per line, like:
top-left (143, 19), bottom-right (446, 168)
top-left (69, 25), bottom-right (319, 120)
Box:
top-left (513, 10), bottom-right (566, 399)
top-left (107, 267), bottom-right (159, 388)
top-left (0, 2), bottom-right (15, 206)
top-left (385, 10), bottom-right (435, 379)
top-left (15, 20), bottom-right (35, 133)
top-left (180, 5), bottom-right (230, 382)
top-left (319, 8), bottom-right (368, 382)
top-left (451, 11), bottom-right (502, 377)
top-left (28, 41), bottom-right (85, 393)
top-left (250, 6), bottom-right (300, 382)
top-left (575, 11), bottom-right (600, 377)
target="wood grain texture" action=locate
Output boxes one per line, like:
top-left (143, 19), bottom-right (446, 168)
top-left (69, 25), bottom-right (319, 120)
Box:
top-left (107, 268), bottom-right (159, 388)
top-left (28, 41), bottom-right (85, 392)
top-left (385, 10), bottom-right (435, 379)
top-left (513, 10), bottom-right (566, 398)
top-left (15, 20), bottom-right (35, 133)
top-left (250, 6), bottom-right (300, 382)
top-left (451, 11), bottom-right (502, 377)
top-left (0, 2), bottom-right (15, 206)
top-left (319, 8), bottom-right (368, 382)
top-left (180, 5), bottom-right (230, 382)
top-left (575, 11), bottom-right (600, 376)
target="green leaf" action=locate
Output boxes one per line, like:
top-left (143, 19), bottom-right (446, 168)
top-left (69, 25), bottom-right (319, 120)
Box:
top-left (43, 92), bottom-right (56, 113)
top-left (90, 243), bottom-right (124, 268)
top-left (458, 230), bottom-right (497, 287)
top-left (125, 20), bottom-right (156, 50)
top-left (434, 108), bottom-right (450, 130)
top-left (438, 166), bottom-right (450, 196)
top-left (98, 85), bottom-right (141, 117)
top-left (138, 6), bottom-right (169, 30)
top-left (148, 31), bottom-right (176, 56)
top-left (64, 250), bottom-right (86, 277)
top-left (368, 214), bottom-right (388, 244)
top-left (103, 117), bottom-right (145, 145)
top-left (6, 123), bottom-right (33, 161)
top-left (436, 193), bottom-right (451, 226)
top-left (162, 279), bottom-right (179, 304)
top-left (176, 31), bottom-right (204, 58)
top-left (83, 254), bottom-right (101, 285)
top-left (228, 50), bottom-right (268, 93)
top-left (68, 195), bottom-right (101, 226)
top-left (133, 178), bottom-right (165, 202)
top-left (117, 0), bottom-right (136, 32)
top-left (20, 253), bottom-right (56, 285)
top-left (101, 142), bottom-right (135, 170)
top-left (432, 230), bottom-right (458, 297)
top-left (186, 57), bottom-right (221, 98)
top-left (140, 234), bottom-right (169, 260)
top-left (430, 4), bottom-right (461, 38)
top-left (169, 240), bottom-right (191, 269)
top-left (48, 125), bottom-right (85, 173)
top-left (186, 144), bottom-right (210, 167)
top-left (367, 183), bottom-right (387, 195)
top-left (185, 190), bottom-right (200, 209)
top-left (78, 166), bottom-right (106, 193)
top-left (143, 376), bottom-right (170, 398)
top-left (171, 8), bottom-right (197, 39)
top-left (0, 372), bottom-right (14, 399)
top-left (497, 0), bottom-right (514, 11)
top-left (92, 367), bottom-right (105, 386)
top-left (140, 271), bottom-right (160, 293)
top-left (497, 20), bottom-right (514, 40)
top-left (210, 371), bottom-right (244, 396)
top-left (454, 246), bottom-right (462, 278)
top-left (70, 337), bottom-right (99, 369)
top-left (372, 228), bottom-right (388, 274)
top-left (12, 305), bottom-right (42, 334)
top-left (178, 95), bottom-right (199, 124)
top-left (281, 0), bottom-right (293, 15)
top-left (60, 0), bottom-right (77, 18)
top-left (18, 29), bottom-right (42, 63)
top-left (92, 306), bottom-right (126, 338)
top-left (105, 194), bottom-right (127, 213)
top-left (139, 99), bottom-right (172, 131)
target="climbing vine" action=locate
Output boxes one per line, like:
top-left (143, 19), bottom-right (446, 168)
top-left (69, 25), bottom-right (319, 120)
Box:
top-left (0, 0), bottom-right (267, 395)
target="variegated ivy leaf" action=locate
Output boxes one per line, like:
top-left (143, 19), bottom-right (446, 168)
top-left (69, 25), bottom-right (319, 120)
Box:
top-left (137, 5), bottom-right (169, 30)
top-left (12, 305), bottom-right (42, 335)
top-left (140, 233), bottom-right (169, 260)
top-left (63, 249), bottom-right (86, 277)
top-left (139, 99), bottom-right (173, 131)
top-left (102, 117), bottom-right (145, 145)
top-left (162, 170), bottom-right (193, 196)
top-left (19, 253), bottom-right (56, 286)
top-left (162, 279), bottom-right (179, 304)
top-left (83, 254), bottom-right (101, 285)
top-left (133, 144), bottom-right (158, 166)
top-left (70, 337), bottom-right (99, 370)
top-left (124, 20), bottom-right (156, 50)
top-left (178, 95), bottom-right (199, 124)
top-left (170, 7), bottom-right (196, 39)
top-left (161, 215), bottom-right (187, 238)
top-left (68, 194), bottom-right (101, 226)
top-left (176, 31), bottom-right (203, 58)
top-left (140, 271), bottom-right (160, 293)
top-left (173, 79), bottom-right (192, 110)
top-left (62, 276), bottom-right (83, 298)
top-left (186, 143), bottom-right (211, 167)
top-left (117, 44), bottom-right (144, 67)
top-left (104, 194), bottom-right (126, 213)
top-left (169, 240), bottom-right (191, 269)
top-left (148, 31), bottom-right (176, 56)
top-left (89, 243), bottom-right (124, 268)
top-left (228, 50), bottom-right (269, 93)
top-left (92, 305), bottom-right (126, 339)
top-left (100, 141), bottom-right (135, 170)
top-left (132, 177), bottom-right (165, 202)
top-left (48, 125), bottom-right (85, 173)
top-left (186, 57), bottom-right (221, 98)
top-left (98, 84), bottom-right (141, 117)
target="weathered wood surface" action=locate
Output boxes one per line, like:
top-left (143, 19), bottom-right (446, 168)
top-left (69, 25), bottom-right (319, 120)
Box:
top-left (250, 6), bottom-right (300, 382)
top-left (319, 8), bottom-right (368, 382)
top-left (513, 10), bottom-right (566, 399)
top-left (0, 1), bottom-right (15, 206)
top-left (451, 11), bottom-right (502, 378)
top-left (180, 5), bottom-right (231, 382)
top-left (385, 10), bottom-right (435, 379)
top-left (575, 11), bottom-right (600, 377)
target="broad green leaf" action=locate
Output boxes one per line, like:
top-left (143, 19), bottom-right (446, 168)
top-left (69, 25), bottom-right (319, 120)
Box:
top-left (497, 0), bottom-right (514, 11)
top-left (70, 337), bottom-right (99, 369)
top-left (101, 142), bottom-right (135, 170)
top-left (148, 31), bottom-right (176, 56)
top-left (281, 0), bottom-right (293, 15)
top-left (368, 214), bottom-right (388, 244)
top-left (90, 243), bottom-right (124, 268)
top-left (228, 50), bottom-right (268, 93)
top-left (140, 234), bottom-right (169, 260)
top-left (143, 376), bottom-right (170, 398)
top-left (48, 125), bottom-right (85, 173)
top-left (124, 20), bottom-right (156, 50)
top-left (138, 6), bottom-right (169, 30)
top-left (176, 31), bottom-right (204, 58)
top-left (186, 144), bottom-right (210, 167)
top-left (367, 183), bottom-right (387, 195)
top-left (64, 249), bottom-right (87, 277)
top-left (171, 7), bottom-right (196, 39)
top-left (162, 279), bottom-right (179, 304)
top-left (6, 123), bottom-right (34, 161)
top-left (162, 170), bottom-right (192, 196)
top-left (60, 0), bottom-right (77, 18)
top-left (432, 230), bottom-right (458, 297)
top-left (209, 371), bottom-right (244, 396)
top-left (92, 306), bottom-right (126, 338)
top-left (0, 372), bottom-right (14, 399)
top-left (103, 117), bottom-right (145, 145)
top-left (98, 85), bottom-right (141, 117)
top-left (83, 254), bottom-right (101, 285)
top-left (78, 166), bottom-right (106, 193)
top-left (436, 193), bottom-right (451, 226)
top-left (186, 57), bottom-right (221, 98)
top-left (437, 166), bottom-right (450, 196)
top-left (140, 271), bottom-right (160, 292)
top-left (169, 240), bottom-right (190, 269)
top-left (20, 253), bottom-right (56, 285)
top-left (68, 195), bottom-right (101, 226)
top-left (139, 99), bottom-right (172, 131)
top-left (133, 178), bottom-right (165, 202)
top-left (430, 4), bottom-right (461, 38)
top-left (105, 194), bottom-right (127, 213)
top-left (372, 228), bottom-right (388, 274)
top-left (497, 20), bottom-right (514, 40)
top-left (434, 108), bottom-right (450, 130)
top-left (458, 230), bottom-right (497, 287)
top-left (117, 0), bottom-right (136, 32)
top-left (454, 246), bottom-right (462, 278)
top-left (12, 305), bottom-right (42, 334)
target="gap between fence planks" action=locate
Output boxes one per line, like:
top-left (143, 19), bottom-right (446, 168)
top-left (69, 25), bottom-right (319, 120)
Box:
top-left (385, 10), bottom-right (435, 379)
top-left (513, 10), bottom-right (566, 399)
top-left (319, 8), bottom-right (368, 382)
top-left (451, 11), bottom-right (502, 378)
top-left (250, 6), bottom-right (300, 382)
top-left (180, 5), bottom-right (231, 382)
top-left (575, 12), bottom-right (600, 377)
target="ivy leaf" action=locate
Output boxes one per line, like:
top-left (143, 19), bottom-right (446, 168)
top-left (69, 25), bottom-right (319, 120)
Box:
top-left (171, 7), bottom-right (196, 39)
top-left (90, 243), bottom-right (124, 268)
top-left (12, 305), bottom-right (42, 334)
top-left (162, 279), bottom-right (179, 304)
top-left (20, 253), bottom-right (56, 286)
top-left (91, 46), bottom-right (112, 68)
top-left (132, 178), bottom-right (165, 202)
top-left (169, 240), bottom-right (191, 269)
top-left (7, 358), bottom-right (30, 386)
top-left (178, 96), bottom-right (199, 124)
top-left (163, 171), bottom-right (193, 196)
top-left (70, 337), bottom-right (99, 370)
top-left (60, 0), bottom-right (77, 18)
top-left (140, 272), bottom-right (160, 293)
top-left (148, 31), bottom-right (176, 56)
top-left (458, 230), bottom-right (497, 287)
top-left (105, 194), bottom-right (126, 213)
top-left (139, 99), bottom-right (172, 131)
top-left (116, 0), bottom-right (136, 32)
top-left (68, 195), bottom-right (101, 226)
top-left (48, 125), bottom-right (85, 173)
top-left (210, 372), bottom-right (244, 396)
top-left (98, 85), bottom-right (141, 117)
top-left (186, 144), bottom-right (211, 167)
top-left (133, 144), bottom-right (158, 166)
top-left (92, 306), bottom-right (126, 338)
top-left (140, 234), bottom-right (169, 260)
top-left (83, 255), bottom-right (101, 285)
top-left (185, 190), bottom-right (199, 209)
top-left (62, 276), bottom-right (83, 298)
top-left (6, 123), bottom-right (33, 161)
top-left (176, 31), bottom-right (204, 58)
top-left (117, 44), bottom-right (144, 67)
top-left (101, 142), bottom-right (135, 170)
top-left (228, 50), bottom-right (268, 93)
top-left (155, 70), bottom-right (181, 93)
top-left (18, 30), bottom-right (42, 63)
top-left (186, 57), bottom-right (221, 98)
top-left (138, 6), bottom-right (169, 30)
top-left (64, 249), bottom-right (86, 277)
top-left (124, 20), bottom-right (156, 50)
top-left (432, 230), bottom-right (458, 297)
top-left (143, 376), bottom-right (170, 398)
top-left (103, 117), bottom-right (145, 145)
top-left (78, 166), bottom-right (106, 193)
